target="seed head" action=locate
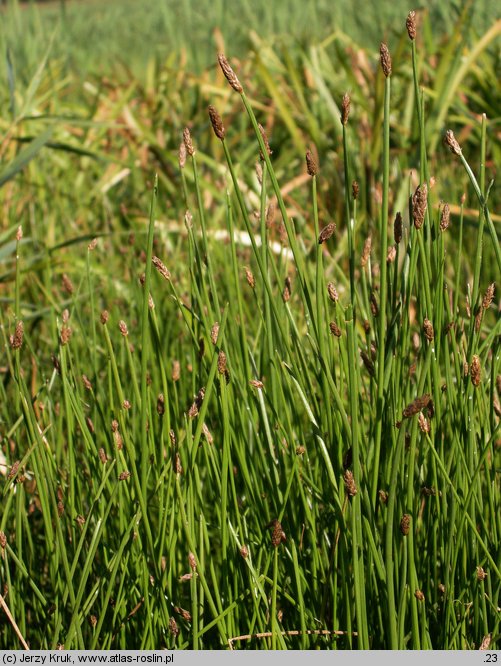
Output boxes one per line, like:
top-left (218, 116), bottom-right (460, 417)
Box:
top-left (329, 321), bottom-right (342, 338)
top-left (100, 310), bottom-right (109, 325)
top-left (400, 513), bottom-right (411, 536)
top-left (245, 267), bottom-right (255, 289)
top-left (444, 130), bottom-right (462, 156)
top-left (361, 235), bottom-right (372, 267)
top-left (217, 53), bottom-right (243, 93)
top-left (152, 256), bottom-right (171, 281)
top-left (188, 552), bottom-right (197, 571)
top-left (305, 149), bottom-right (318, 177)
top-left (470, 355), bottom-right (481, 387)
top-left (98, 448), bottom-right (107, 464)
top-left (406, 11), bottom-right (417, 40)
top-left (202, 422), bottom-right (213, 444)
top-left (16, 225), bottom-right (23, 241)
top-left (9, 320), bottom-right (24, 350)
top-left (62, 273), bottom-right (74, 295)
top-left (418, 412), bottom-right (430, 434)
top-left (352, 180), bottom-right (359, 200)
top-left (414, 589), bottom-right (425, 602)
top-left (119, 320), bottom-right (128, 336)
top-left (270, 519), bottom-right (286, 548)
top-left (119, 471), bottom-right (131, 481)
top-left (476, 566), bottom-right (487, 581)
top-left (7, 461), bottom-right (20, 480)
top-left (380, 43), bottom-right (392, 77)
top-left (217, 350), bottom-right (227, 375)
top-left (0, 532), bottom-right (6, 549)
top-left (183, 127), bottom-right (195, 157)
top-left (440, 203), bottom-right (450, 231)
top-left (318, 222), bottom-right (335, 244)
top-left (387, 245), bottom-right (397, 264)
top-left (249, 379), bottom-right (264, 389)
top-left (210, 322), bottom-right (220, 345)
top-left (412, 183), bottom-right (428, 229)
top-left (360, 350), bottom-right (375, 377)
top-left (341, 93), bottom-right (351, 125)
top-left (172, 359), bottom-right (181, 382)
top-left (394, 212), bottom-right (403, 243)
top-left (327, 282), bottom-right (339, 303)
top-left (403, 393), bottom-right (432, 418)
top-left (169, 617), bottom-right (179, 637)
top-left (479, 635), bottom-right (491, 651)
top-left (482, 283), bottom-right (495, 310)
top-left (208, 105), bottom-right (225, 140)
top-left (240, 545), bottom-right (249, 559)
top-left (423, 318), bottom-right (434, 341)
top-left (157, 393), bottom-right (165, 416)
top-left (88, 237), bottom-right (98, 251)
top-left (343, 470), bottom-right (357, 497)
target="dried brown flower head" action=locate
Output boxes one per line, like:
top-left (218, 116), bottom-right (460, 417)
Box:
top-left (270, 519), bottom-right (286, 548)
top-left (119, 471), bottom-right (131, 481)
top-left (360, 350), bottom-right (375, 377)
top-left (157, 393), bottom-right (165, 416)
top-left (400, 513), bottom-right (411, 536)
top-left (318, 222), bottom-right (335, 244)
top-left (352, 180), bottom-right (360, 200)
top-left (152, 256), bottom-right (171, 281)
top-left (387, 246), bottom-right (397, 264)
top-left (249, 379), bottom-right (264, 389)
top-left (380, 43), bottom-right (392, 77)
top-left (240, 545), bottom-right (249, 559)
top-left (482, 283), bottom-right (495, 310)
top-left (60, 325), bottom-right (72, 346)
top-left (172, 359), bottom-right (181, 382)
top-left (479, 635), bottom-right (491, 651)
top-left (169, 617), bottom-right (179, 637)
top-left (208, 105), bottom-right (225, 140)
top-left (98, 448), bottom-right (107, 464)
top-left (418, 412), bottom-right (430, 434)
top-left (16, 225), bottom-right (23, 241)
top-left (414, 589), bottom-right (425, 602)
top-left (305, 149), bottom-right (318, 177)
top-left (0, 531), bottom-right (6, 549)
top-left (343, 470), bottom-right (357, 497)
top-left (394, 212), bottom-right (403, 243)
top-left (188, 552), bottom-right (197, 571)
top-left (7, 461), bottom-right (20, 480)
top-left (412, 183), bottom-right (428, 230)
top-left (100, 310), bottom-right (109, 325)
top-left (440, 203), bottom-right (450, 231)
top-left (470, 355), bottom-right (481, 387)
top-left (327, 282), bottom-right (339, 303)
top-left (423, 318), bottom-right (434, 342)
top-left (341, 92), bottom-right (351, 125)
top-left (476, 566), bottom-right (487, 581)
top-left (10, 320), bottom-right (24, 350)
top-left (210, 322), bottom-right (220, 345)
top-left (378, 490), bottom-right (389, 504)
top-left (444, 130), bottom-right (462, 156)
top-left (217, 53), bottom-right (243, 93)
top-left (361, 235), bottom-right (372, 267)
top-left (119, 320), bottom-right (128, 336)
top-left (258, 123), bottom-right (272, 159)
top-left (88, 237), bottom-right (98, 251)
top-left (406, 11), bottom-right (417, 40)
top-left (217, 350), bottom-right (227, 375)
top-left (329, 321), bottom-right (342, 338)
top-left (245, 267), bottom-right (255, 289)
top-left (62, 273), bottom-right (74, 295)
top-left (403, 393), bottom-right (432, 418)
top-left (183, 127), bottom-right (195, 156)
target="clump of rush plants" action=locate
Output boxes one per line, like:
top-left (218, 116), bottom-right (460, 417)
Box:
top-left (0, 9), bottom-right (499, 650)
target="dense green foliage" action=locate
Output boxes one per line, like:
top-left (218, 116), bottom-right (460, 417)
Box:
top-left (0, 0), bottom-right (499, 650)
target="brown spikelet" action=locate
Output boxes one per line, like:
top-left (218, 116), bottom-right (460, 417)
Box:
top-left (403, 393), bottom-right (432, 418)
top-left (62, 273), bottom-right (74, 295)
top-left (217, 53), bottom-right (243, 93)
top-left (414, 589), bottom-right (425, 602)
top-left (444, 130), bottom-right (462, 156)
top-left (327, 282), bottom-right (339, 303)
top-left (270, 519), bottom-right (286, 548)
top-left (9, 320), bottom-right (24, 350)
top-left (157, 393), bottom-right (165, 416)
top-left (169, 617), bottom-right (179, 637)
top-left (240, 545), bottom-right (249, 559)
top-left (352, 180), bottom-right (359, 200)
top-left (119, 471), bottom-right (131, 481)
top-left (400, 514), bottom-right (411, 536)
top-left (394, 212), bottom-right (403, 243)
top-left (188, 552), bottom-right (197, 571)
top-left (329, 321), bottom-right (342, 338)
top-left (152, 256), bottom-right (171, 281)
top-left (82, 374), bottom-right (92, 390)
top-left (86, 417), bottom-right (95, 434)
top-left (178, 141), bottom-right (186, 169)
top-left (406, 11), bottom-right (417, 40)
top-left (305, 149), bottom-right (318, 177)
top-left (57, 500), bottom-right (64, 517)
top-left (476, 566), bottom-right (487, 581)
top-left (380, 43), bottom-right (392, 77)
top-left (202, 422), bottom-right (213, 444)
top-left (118, 320), bottom-right (128, 336)
top-left (245, 267), bottom-right (255, 289)
top-left (387, 246), bottom-right (397, 264)
top-left (412, 183), bottom-right (428, 229)
top-left (7, 461), bottom-right (20, 480)
top-left (470, 355), bottom-right (481, 387)
top-left (370, 291), bottom-right (379, 317)
top-left (258, 123), bottom-right (272, 159)
top-left (266, 202), bottom-right (275, 228)
top-left (100, 310), bottom-right (109, 325)
top-left (360, 350), bottom-right (375, 377)
top-left (282, 278), bottom-right (291, 303)
top-left (16, 225), bottom-right (23, 241)
top-left (217, 350), bottom-right (227, 375)
top-left (0, 531), bottom-right (6, 549)
top-left (379, 490), bottom-right (389, 504)
top-left (341, 92), bottom-right (351, 125)
top-left (60, 325), bottom-right (72, 346)
top-left (174, 453), bottom-right (182, 475)
top-left (172, 359), bottom-right (181, 382)
top-left (88, 237), bottom-right (98, 251)
top-left (318, 222), bottom-right (335, 244)
top-left (418, 412), bottom-right (430, 434)
top-left (482, 283), bottom-right (495, 310)
top-left (343, 470), bottom-right (357, 497)
top-left (440, 203), bottom-right (450, 231)
top-left (296, 445), bottom-right (306, 455)
top-left (183, 127), bottom-right (195, 156)
top-left (423, 318), bottom-right (434, 341)
top-left (208, 105), bottom-right (225, 140)
top-left (98, 448), bottom-right (107, 464)
top-left (210, 322), bottom-right (220, 345)
top-left (249, 379), bottom-right (264, 389)
top-left (361, 235), bottom-right (372, 267)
